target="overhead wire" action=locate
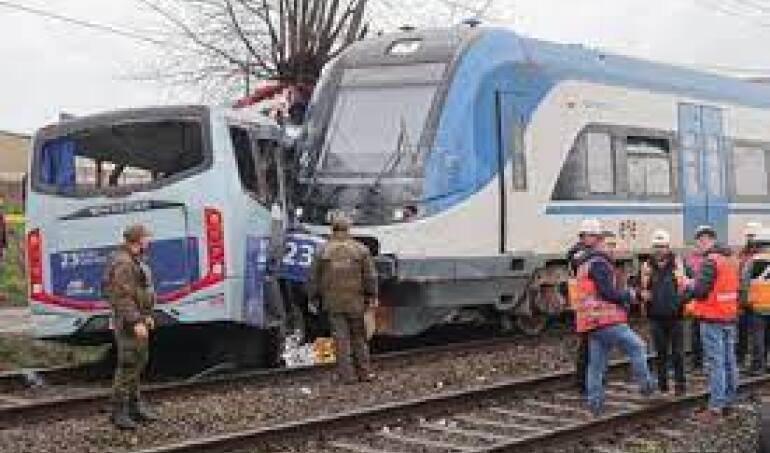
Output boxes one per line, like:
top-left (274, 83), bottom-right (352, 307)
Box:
top-left (0, 0), bottom-right (167, 46)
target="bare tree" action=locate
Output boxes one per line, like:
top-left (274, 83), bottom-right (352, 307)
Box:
top-left (135, 0), bottom-right (501, 102)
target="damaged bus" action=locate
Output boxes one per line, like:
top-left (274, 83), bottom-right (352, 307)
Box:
top-left (26, 105), bottom-right (306, 369)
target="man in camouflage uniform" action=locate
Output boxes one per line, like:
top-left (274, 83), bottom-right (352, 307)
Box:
top-left (308, 211), bottom-right (378, 384)
top-left (103, 224), bottom-right (159, 430)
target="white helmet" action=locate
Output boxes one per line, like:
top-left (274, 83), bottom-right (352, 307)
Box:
top-left (651, 229), bottom-right (671, 247)
top-left (579, 218), bottom-right (604, 236)
top-left (745, 222), bottom-right (762, 238)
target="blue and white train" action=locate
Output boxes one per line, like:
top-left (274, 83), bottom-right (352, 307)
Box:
top-left (296, 25), bottom-right (770, 335)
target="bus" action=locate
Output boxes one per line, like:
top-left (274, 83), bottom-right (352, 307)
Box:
top-left (26, 105), bottom-right (309, 368)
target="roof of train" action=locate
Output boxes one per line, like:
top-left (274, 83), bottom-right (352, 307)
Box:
top-left (346, 26), bottom-right (770, 110)
top-left (516, 29), bottom-right (770, 109)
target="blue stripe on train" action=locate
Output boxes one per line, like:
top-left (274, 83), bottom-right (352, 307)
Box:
top-left (545, 204), bottom-right (770, 216)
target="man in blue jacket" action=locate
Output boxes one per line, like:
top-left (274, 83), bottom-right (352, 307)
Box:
top-left (575, 223), bottom-right (656, 415)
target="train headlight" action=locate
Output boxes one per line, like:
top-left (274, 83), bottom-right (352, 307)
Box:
top-left (393, 208), bottom-right (404, 221)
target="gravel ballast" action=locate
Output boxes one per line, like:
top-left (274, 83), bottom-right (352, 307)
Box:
top-left (0, 328), bottom-right (587, 453)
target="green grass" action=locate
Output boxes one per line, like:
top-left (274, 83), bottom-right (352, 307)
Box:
top-left (0, 215), bottom-right (25, 307)
top-left (0, 333), bottom-right (108, 371)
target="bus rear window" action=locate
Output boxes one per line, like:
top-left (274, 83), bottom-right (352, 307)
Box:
top-left (35, 120), bottom-right (205, 194)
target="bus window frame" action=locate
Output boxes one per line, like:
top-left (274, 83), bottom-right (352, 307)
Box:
top-left (30, 106), bottom-right (214, 199)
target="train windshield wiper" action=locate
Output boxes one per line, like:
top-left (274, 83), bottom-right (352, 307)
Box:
top-left (367, 117), bottom-right (410, 195)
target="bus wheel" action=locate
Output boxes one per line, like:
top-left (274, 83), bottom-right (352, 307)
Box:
top-left (515, 313), bottom-right (547, 336)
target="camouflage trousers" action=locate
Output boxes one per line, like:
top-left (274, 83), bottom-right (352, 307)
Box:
top-left (112, 328), bottom-right (149, 402)
top-left (329, 313), bottom-right (371, 381)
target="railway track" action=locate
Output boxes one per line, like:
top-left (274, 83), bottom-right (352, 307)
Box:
top-left (129, 365), bottom-right (769, 453)
top-left (0, 335), bottom-right (531, 427)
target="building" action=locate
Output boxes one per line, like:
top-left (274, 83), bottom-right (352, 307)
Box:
top-left (0, 130), bottom-right (29, 207)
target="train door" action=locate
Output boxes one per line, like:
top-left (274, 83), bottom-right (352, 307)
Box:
top-left (678, 104), bottom-right (728, 242)
top-left (496, 92), bottom-right (527, 254)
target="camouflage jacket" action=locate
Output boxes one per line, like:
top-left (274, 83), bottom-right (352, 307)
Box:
top-left (307, 233), bottom-right (377, 314)
top-left (103, 245), bottom-right (156, 330)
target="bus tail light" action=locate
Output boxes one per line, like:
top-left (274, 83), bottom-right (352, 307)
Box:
top-left (27, 229), bottom-right (44, 299)
top-left (204, 208), bottom-right (225, 280)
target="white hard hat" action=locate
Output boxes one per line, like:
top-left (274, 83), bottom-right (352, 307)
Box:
top-left (745, 222), bottom-right (762, 238)
top-left (579, 218), bottom-right (604, 236)
top-left (651, 229), bottom-right (671, 247)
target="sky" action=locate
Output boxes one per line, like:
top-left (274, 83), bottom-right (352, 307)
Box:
top-left (2, 0), bottom-right (770, 135)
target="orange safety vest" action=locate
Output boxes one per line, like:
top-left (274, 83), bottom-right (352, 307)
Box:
top-left (688, 253), bottom-right (739, 322)
top-left (574, 256), bottom-right (628, 333)
top-left (746, 253), bottom-right (770, 314)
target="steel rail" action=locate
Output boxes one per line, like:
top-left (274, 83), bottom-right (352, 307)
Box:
top-left (0, 335), bottom-right (524, 427)
top-left (130, 363), bottom-right (768, 453)
top-left (473, 374), bottom-right (770, 452)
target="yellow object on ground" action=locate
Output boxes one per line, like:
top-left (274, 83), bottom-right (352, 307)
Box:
top-left (313, 337), bottom-right (336, 364)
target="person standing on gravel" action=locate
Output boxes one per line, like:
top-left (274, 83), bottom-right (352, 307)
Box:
top-left (567, 218), bottom-right (605, 395)
top-left (103, 224), bottom-right (159, 430)
top-left (308, 210), bottom-right (378, 384)
top-left (573, 221), bottom-right (656, 416)
top-left (640, 229), bottom-right (687, 396)
top-left (739, 227), bottom-right (770, 376)
top-left (682, 225), bottom-right (740, 423)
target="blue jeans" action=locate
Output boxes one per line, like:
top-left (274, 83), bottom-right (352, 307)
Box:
top-left (586, 324), bottom-right (654, 412)
top-left (749, 313), bottom-right (769, 372)
top-left (700, 321), bottom-right (739, 411)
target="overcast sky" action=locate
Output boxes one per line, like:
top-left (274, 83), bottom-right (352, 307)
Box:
top-left (2, 0), bottom-right (770, 135)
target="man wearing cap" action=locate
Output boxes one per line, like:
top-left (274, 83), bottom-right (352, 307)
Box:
top-left (682, 225), bottom-right (740, 422)
top-left (308, 211), bottom-right (378, 384)
top-left (566, 218), bottom-right (605, 394)
top-left (573, 220), bottom-right (656, 415)
top-left (103, 224), bottom-right (159, 430)
top-left (641, 229), bottom-right (686, 395)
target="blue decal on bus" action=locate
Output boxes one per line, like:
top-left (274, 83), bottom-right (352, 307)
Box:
top-left (50, 238), bottom-right (200, 300)
top-left (279, 233), bottom-right (325, 283)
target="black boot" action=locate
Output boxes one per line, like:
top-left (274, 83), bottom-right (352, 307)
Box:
top-left (129, 396), bottom-right (159, 423)
top-left (111, 399), bottom-right (138, 430)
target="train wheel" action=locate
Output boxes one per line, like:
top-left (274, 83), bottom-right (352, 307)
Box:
top-left (515, 313), bottom-right (547, 336)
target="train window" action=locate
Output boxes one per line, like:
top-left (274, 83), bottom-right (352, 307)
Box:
top-left (626, 136), bottom-right (671, 196)
top-left (734, 146), bottom-right (768, 196)
top-left (585, 132), bottom-right (615, 194)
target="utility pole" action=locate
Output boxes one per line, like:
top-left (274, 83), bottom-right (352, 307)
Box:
top-left (244, 55), bottom-right (251, 97)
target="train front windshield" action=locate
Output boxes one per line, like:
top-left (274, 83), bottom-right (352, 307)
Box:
top-left (300, 63), bottom-right (446, 225)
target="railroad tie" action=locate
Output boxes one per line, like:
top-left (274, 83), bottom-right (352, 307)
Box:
top-left (556, 393), bottom-right (642, 410)
top-left (419, 419), bottom-right (514, 442)
top-left (591, 446), bottom-right (633, 453)
top-left (328, 441), bottom-right (403, 453)
top-left (519, 399), bottom-right (593, 416)
top-left (0, 394), bottom-right (32, 405)
top-left (603, 389), bottom-right (657, 403)
top-left (484, 408), bottom-right (581, 425)
top-left (454, 413), bottom-right (550, 434)
top-left (378, 429), bottom-right (477, 452)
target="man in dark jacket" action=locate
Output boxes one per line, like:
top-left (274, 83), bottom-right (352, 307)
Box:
top-left (307, 211), bottom-right (378, 384)
top-left (641, 229), bottom-right (686, 395)
top-left (103, 224), bottom-right (159, 430)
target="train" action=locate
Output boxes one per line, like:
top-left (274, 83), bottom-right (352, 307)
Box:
top-left (294, 25), bottom-right (770, 337)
